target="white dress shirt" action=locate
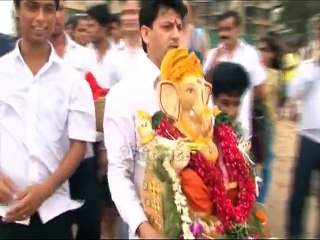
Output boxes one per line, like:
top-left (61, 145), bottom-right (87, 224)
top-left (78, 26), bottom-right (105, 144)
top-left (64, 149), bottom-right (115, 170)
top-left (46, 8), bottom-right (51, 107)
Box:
top-left (112, 39), bottom-right (126, 51)
top-left (62, 33), bottom-right (96, 75)
top-left (60, 33), bottom-right (98, 158)
top-left (108, 44), bottom-right (147, 84)
top-left (204, 40), bottom-right (267, 140)
top-left (103, 54), bottom-right (160, 238)
top-left (0, 42), bottom-right (96, 224)
top-left (87, 42), bottom-right (120, 89)
top-left (288, 59), bottom-right (320, 143)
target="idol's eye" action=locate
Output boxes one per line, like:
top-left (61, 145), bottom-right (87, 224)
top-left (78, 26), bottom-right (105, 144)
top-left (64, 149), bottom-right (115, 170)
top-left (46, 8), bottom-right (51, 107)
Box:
top-left (186, 88), bottom-right (194, 94)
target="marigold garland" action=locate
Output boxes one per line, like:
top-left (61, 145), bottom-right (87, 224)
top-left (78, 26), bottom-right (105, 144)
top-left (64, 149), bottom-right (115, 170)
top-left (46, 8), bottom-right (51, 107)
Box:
top-left (156, 115), bottom-right (256, 234)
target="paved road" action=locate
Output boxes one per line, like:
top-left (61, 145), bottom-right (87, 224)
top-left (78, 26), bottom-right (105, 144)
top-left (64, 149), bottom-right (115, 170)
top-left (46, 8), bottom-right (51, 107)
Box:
top-left (267, 120), bottom-right (319, 238)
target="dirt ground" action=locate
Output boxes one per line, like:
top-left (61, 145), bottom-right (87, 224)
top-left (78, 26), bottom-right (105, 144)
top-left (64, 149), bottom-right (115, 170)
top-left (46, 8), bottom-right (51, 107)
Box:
top-left (266, 119), bottom-right (319, 238)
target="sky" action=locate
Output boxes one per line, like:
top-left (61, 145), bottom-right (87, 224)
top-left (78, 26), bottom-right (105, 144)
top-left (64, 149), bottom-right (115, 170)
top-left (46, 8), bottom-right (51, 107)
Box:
top-left (0, 1), bottom-right (15, 35)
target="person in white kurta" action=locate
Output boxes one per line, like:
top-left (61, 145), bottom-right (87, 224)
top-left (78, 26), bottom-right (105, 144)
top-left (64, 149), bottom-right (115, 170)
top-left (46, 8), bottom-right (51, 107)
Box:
top-left (108, 0), bottom-right (146, 85)
top-left (103, 0), bottom-right (187, 238)
top-left (86, 4), bottom-right (120, 89)
top-left (204, 11), bottom-right (266, 141)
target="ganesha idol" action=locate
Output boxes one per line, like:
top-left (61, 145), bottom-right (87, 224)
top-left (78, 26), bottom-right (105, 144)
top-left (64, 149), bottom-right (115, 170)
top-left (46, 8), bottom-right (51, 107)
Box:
top-left (137, 48), bottom-right (271, 239)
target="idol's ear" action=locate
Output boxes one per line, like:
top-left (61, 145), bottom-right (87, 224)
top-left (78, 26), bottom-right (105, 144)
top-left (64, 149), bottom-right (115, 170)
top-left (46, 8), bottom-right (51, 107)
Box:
top-left (157, 81), bottom-right (180, 121)
top-left (202, 80), bottom-right (212, 105)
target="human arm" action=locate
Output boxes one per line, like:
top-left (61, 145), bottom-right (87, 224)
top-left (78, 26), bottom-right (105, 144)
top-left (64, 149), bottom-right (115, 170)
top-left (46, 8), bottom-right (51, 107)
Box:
top-left (288, 62), bottom-right (317, 100)
top-left (251, 49), bottom-right (267, 101)
top-left (0, 174), bottom-right (17, 205)
top-left (103, 83), bottom-right (162, 238)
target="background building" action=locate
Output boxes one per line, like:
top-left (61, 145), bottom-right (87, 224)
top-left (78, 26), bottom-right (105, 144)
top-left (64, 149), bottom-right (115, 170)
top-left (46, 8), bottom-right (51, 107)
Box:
top-left (64, 0), bottom-right (122, 21)
top-left (192, 0), bottom-right (282, 46)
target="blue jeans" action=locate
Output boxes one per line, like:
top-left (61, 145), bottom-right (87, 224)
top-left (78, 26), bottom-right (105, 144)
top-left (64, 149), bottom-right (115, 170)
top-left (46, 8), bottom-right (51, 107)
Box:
top-left (118, 220), bottom-right (129, 239)
top-left (257, 124), bottom-right (274, 203)
top-left (288, 136), bottom-right (320, 238)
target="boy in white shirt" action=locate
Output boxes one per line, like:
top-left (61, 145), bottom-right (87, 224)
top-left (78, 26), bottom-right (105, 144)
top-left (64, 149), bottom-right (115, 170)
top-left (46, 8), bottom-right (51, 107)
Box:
top-left (0, 0), bottom-right (96, 238)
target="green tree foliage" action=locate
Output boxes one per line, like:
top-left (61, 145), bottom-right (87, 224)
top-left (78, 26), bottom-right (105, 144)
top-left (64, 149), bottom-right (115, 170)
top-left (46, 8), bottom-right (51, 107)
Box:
top-left (281, 1), bottom-right (320, 34)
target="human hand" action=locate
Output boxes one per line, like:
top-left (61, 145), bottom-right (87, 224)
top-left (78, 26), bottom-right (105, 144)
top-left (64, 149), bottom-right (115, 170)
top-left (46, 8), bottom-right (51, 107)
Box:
top-left (137, 221), bottom-right (163, 239)
top-left (96, 142), bottom-right (108, 181)
top-left (0, 174), bottom-right (16, 205)
top-left (3, 183), bottom-right (52, 223)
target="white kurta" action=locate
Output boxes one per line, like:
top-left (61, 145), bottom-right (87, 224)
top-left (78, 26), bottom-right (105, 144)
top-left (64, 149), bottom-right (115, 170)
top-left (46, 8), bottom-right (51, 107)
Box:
top-left (103, 54), bottom-right (160, 238)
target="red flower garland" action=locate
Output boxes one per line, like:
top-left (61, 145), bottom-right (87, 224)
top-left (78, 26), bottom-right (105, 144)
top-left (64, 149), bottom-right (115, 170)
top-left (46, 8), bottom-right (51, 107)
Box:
top-left (85, 71), bottom-right (109, 100)
top-left (156, 117), bottom-right (256, 233)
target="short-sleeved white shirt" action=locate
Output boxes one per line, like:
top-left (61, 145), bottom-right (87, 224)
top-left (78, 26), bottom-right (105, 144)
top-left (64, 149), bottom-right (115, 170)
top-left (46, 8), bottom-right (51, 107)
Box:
top-left (87, 42), bottom-right (119, 89)
top-left (0, 41), bottom-right (96, 224)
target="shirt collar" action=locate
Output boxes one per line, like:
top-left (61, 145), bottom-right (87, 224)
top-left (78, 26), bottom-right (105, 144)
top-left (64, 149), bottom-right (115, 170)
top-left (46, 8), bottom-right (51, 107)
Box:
top-left (12, 39), bottom-right (62, 65)
top-left (64, 32), bottom-right (77, 52)
top-left (141, 55), bottom-right (160, 88)
top-left (113, 39), bottom-right (126, 51)
top-left (218, 39), bottom-right (246, 51)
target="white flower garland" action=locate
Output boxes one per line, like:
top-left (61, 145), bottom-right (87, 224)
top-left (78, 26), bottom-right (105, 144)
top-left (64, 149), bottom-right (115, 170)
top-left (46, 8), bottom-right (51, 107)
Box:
top-left (162, 160), bottom-right (195, 239)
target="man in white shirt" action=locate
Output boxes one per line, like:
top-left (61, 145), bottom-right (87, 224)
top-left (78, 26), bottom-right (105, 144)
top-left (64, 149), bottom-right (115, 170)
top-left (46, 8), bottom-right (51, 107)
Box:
top-left (287, 18), bottom-right (320, 239)
top-left (103, 0), bottom-right (187, 238)
top-left (0, 0), bottom-right (96, 239)
top-left (50, 1), bottom-right (102, 239)
top-left (71, 14), bottom-right (90, 48)
top-left (204, 10), bottom-right (266, 141)
top-left (86, 4), bottom-right (119, 89)
top-left (109, 0), bottom-right (146, 85)
top-left (109, 14), bottom-right (123, 49)
top-left (107, 1), bottom-right (146, 238)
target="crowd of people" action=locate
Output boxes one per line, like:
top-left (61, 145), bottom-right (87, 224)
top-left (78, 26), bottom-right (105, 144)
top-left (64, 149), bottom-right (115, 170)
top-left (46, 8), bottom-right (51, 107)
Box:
top-left (0, 0), bottom-right (319, 239)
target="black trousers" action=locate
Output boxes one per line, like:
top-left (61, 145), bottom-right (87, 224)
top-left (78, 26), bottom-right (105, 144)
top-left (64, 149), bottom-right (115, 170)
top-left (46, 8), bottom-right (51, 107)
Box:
top-left (288, 135), bottom-right (320, 238)
top-left (69, 146), bottom-right (101, 240)
top-left (0, 211), bottom-right (73, 239)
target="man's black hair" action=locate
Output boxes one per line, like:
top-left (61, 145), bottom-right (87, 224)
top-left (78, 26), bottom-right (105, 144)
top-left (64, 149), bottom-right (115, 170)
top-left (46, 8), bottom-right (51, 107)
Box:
top-left (86, 4), bottom-right (113, 26)
top-left (212, 62), bottom-right (249, 98)
top-left (139, 0), bottom-right (188, 52)
top-left (72, 15), bottom-right (89, 30)
top-left (110, 14), bottom-right (121, 25)
top-left (259, 35), bottom-right (283, 70)
top-left (65, 16), bottom-right (75, 27)
top-left (217, 10), bottom-right (241, 27)
top-left (13, 0), bottom-right (60, 9)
